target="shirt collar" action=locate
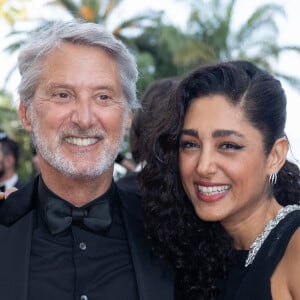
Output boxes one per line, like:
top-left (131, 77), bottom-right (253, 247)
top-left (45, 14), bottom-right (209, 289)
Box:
top-left (0, 173), bottom-right (18, 190)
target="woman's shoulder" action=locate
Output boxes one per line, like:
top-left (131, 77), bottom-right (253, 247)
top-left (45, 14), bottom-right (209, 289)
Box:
top-left (272, 227), bottom-right (300, 299)
top-left (284, 227), bottom-right (300, 256)
top-left (281, 225), bottom-right (300, 270)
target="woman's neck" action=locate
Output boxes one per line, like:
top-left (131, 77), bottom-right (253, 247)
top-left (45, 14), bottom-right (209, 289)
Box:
top-left (222, 199), bottom-right (282, 250)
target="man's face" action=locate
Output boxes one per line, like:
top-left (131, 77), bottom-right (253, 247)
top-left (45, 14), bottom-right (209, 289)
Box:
top-left (20, 42), bottom-right (131, 179)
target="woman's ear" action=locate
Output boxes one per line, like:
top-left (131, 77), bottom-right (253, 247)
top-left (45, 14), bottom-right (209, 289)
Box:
top-left (267, 137), bottom-right (289, 174)
top-left (19, 100), bottom-right (32, 132)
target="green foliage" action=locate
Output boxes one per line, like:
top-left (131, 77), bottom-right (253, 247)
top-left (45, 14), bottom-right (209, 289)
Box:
top-left (0, 90), bottom-right (19, 134)
top-left (176, 0), bottom-right (300, 90)
top-left (135, 52), bottom-right (156, 98)
top-left (0, 0), bottom-right (28, 26)
top-left (133, 23), bottom-right (191, 95)
top-left (14, 128), bottom-right (33, 182)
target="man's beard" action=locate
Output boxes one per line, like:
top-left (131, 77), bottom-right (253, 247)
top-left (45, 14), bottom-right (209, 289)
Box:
top-left (30, 112), bottom-right (128, 179)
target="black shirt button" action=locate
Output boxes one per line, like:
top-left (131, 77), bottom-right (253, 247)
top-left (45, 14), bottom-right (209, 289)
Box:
top-left (79, 242), bottom-right (87, 250)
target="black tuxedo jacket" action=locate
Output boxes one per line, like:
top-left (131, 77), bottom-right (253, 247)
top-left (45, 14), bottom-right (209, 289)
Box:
top-left (15, 178), bottom-right (25, 189)
top-left (0, 177), bottom-right (174, 300)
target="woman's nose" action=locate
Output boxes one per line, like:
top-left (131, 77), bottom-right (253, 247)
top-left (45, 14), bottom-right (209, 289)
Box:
top-left (196, 148), bottom-right (217, 177)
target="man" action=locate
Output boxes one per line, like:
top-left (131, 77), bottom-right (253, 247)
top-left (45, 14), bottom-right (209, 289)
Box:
top-left (0, 132), bottom-right (24, 192)
top-left (0, 20), bottom-right (173, 300)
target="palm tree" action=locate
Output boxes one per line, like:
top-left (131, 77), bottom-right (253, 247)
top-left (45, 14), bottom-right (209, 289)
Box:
top-left (0, 0), bottom-right (28, 25)
top-left (132, 22), bottom-right (191, 95)
top-left (4, 0), bottom-right (161, 53)
top-left (47, 0), bottom-right (161, 40)
top-left (176, 0), bottom-right (300, 89)
top-left (3, 0), bottom-right (163, 92)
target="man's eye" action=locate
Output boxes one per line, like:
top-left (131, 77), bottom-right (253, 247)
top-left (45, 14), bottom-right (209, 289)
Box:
top-left (57, 92), bottom-right (69, 98)
top-left (98, 95), bottom-right (110, 100)
top-left (50, 91), bottom-right (73, 103)
top-left (52, 92), bottom-right (70, 99)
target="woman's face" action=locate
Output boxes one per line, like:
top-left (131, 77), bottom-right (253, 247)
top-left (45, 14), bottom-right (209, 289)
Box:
top-left (179, 95), bottom-right (272, 228)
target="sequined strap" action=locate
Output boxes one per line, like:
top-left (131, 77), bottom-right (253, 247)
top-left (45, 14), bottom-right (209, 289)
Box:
top-left (245, 204), bottom-right (300, 267)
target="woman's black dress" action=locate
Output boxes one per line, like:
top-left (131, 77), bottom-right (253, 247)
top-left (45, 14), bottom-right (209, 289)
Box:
top-left (216, 207), bottom-right (300, 300)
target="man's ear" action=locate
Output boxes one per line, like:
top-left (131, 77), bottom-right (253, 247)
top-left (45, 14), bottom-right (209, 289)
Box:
top-left (19, 100), bottom-right (32, 132)
top-left (267, 137), bottom-right (289, 175)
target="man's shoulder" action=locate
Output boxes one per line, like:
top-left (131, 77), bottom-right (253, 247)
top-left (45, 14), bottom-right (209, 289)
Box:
top-left (0, 178), bottom-right (37, 225)
top-left (15, 177), bottom-right (26, 189)
top-left (117, 184), bottom-right (141, 206)
top-left (116, 172), bottom-right (140, 194)
top-left (116, 184), bottom-right (143, 216)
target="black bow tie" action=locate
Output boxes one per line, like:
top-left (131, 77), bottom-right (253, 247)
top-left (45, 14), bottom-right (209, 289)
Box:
top-left (45, 197), bottom-right (112, 235)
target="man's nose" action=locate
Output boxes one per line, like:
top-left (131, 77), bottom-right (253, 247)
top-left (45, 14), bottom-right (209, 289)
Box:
top-left (71, 97), bottom-right (95, 129)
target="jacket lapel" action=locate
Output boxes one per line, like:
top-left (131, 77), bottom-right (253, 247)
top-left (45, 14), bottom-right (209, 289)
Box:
top-left (118, 188), bottom-right (174, 300)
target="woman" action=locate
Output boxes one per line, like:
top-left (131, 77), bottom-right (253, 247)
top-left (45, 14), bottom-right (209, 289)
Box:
top-left (140, 61), bottom-right (300, 299)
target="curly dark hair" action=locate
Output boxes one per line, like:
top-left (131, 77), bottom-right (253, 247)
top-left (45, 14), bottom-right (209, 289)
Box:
top-left (130, 78), bottom-right (178, 164)
top-left (140, 60), bottom-right (300, 299)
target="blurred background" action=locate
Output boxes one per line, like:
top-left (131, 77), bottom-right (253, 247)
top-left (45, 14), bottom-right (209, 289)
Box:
top-left (0, 0), bottom-right (299, 181)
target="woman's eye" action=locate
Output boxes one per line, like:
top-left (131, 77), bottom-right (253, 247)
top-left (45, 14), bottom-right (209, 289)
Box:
top-left (179, 141), bottom-right (199, 150)
top-left (219, 143), bottom-right (243, 150)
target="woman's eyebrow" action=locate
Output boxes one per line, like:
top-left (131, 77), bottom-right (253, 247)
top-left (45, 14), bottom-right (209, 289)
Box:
top-left (180, 129), bottom-right (198, 138)
top-left (212, 129), bottom-right (244, 138)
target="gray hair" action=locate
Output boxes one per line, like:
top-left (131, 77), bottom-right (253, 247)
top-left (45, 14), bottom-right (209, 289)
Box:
top-left (17, 19), bottom-right (139, 109)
